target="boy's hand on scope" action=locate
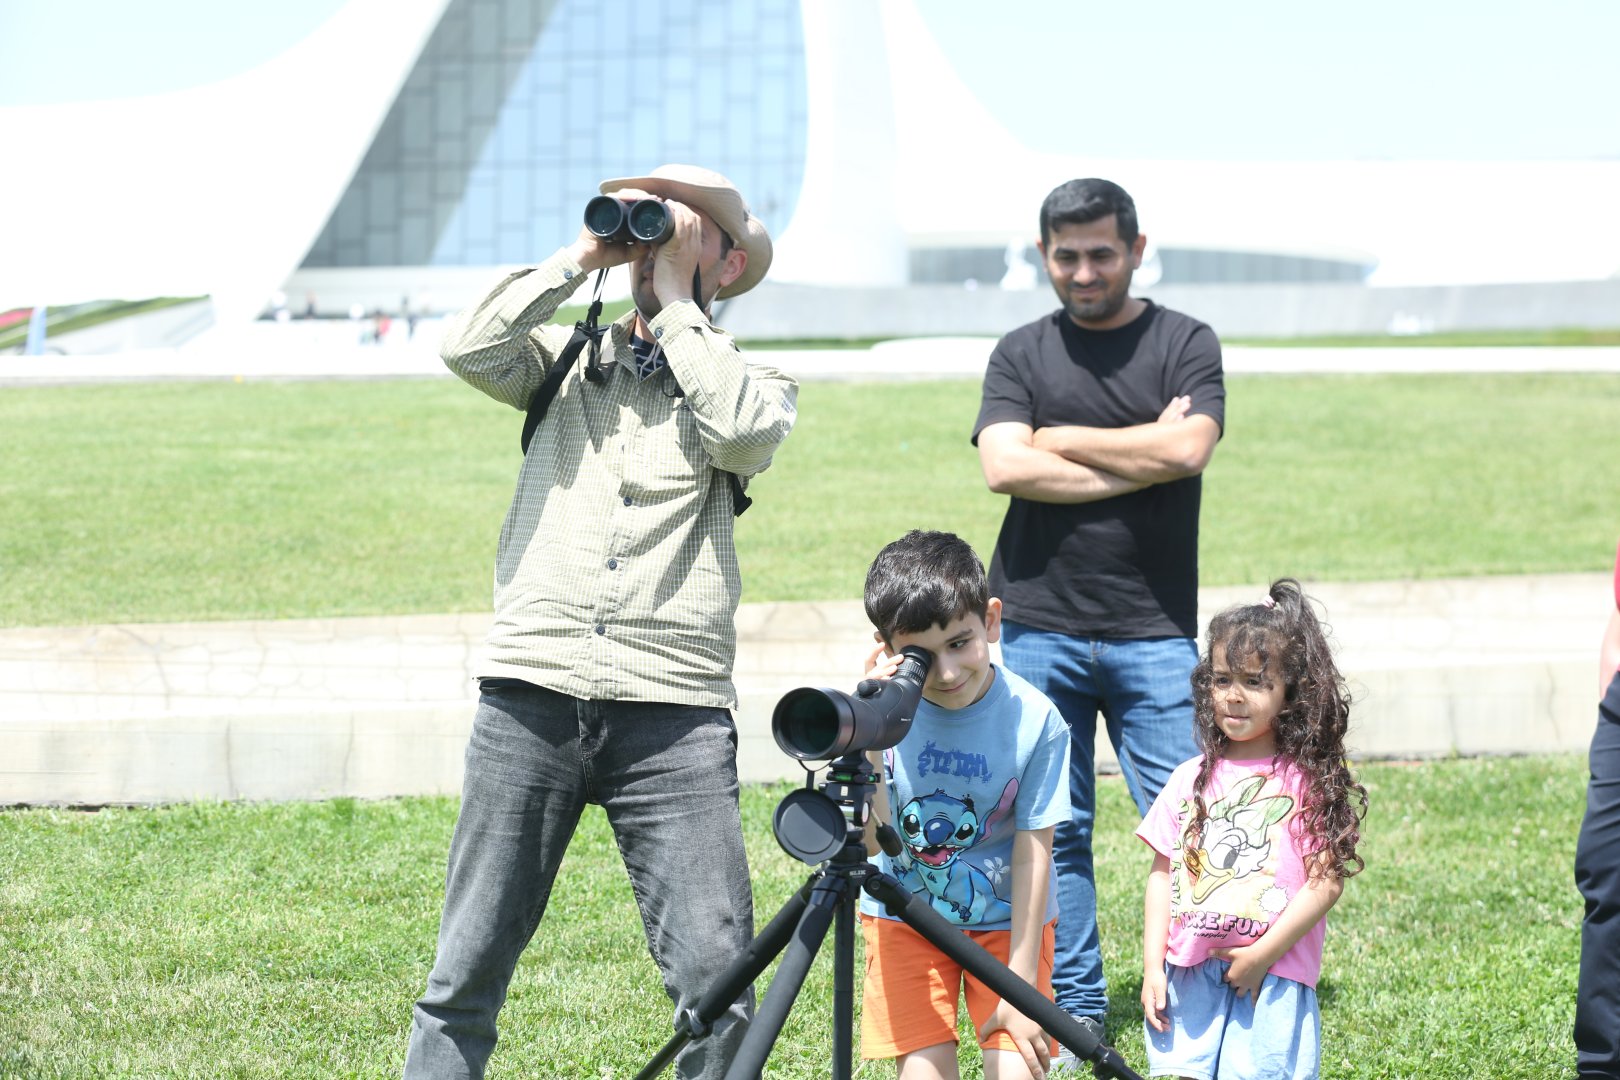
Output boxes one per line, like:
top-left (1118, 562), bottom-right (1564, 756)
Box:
top-left (863, 641), bottom-right (903, 682)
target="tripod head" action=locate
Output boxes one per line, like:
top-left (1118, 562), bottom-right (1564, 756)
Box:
top-left (771, 650), bottom-right (931, 866)
top-left (772, 751), bottom-right (884, 867)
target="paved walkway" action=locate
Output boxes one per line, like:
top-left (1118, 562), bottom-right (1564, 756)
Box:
top-left (5, 318), bottom-right (1620, 385)
top-left (1, 574), bottom-right (1607, 805)
top-left (3, 332), bottom-right (1613, 803)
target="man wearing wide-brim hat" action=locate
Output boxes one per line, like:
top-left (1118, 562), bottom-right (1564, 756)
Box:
top-left (406, 165), bottom-right (797, 1079)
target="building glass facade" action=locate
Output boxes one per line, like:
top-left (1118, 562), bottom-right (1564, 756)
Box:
top-left (301, 0), bottom-right (808, 270)
top-left (909, 246), bottom-right (1372, 287)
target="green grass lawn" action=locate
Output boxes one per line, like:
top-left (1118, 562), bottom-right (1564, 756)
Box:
top-left (0, 755), bottom-right (1586, 1078)
top-left (2, 373), bottom-right (1617, 627)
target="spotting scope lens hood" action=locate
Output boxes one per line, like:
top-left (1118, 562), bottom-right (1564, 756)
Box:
top-left (771, 645), bottom-right (934, 761)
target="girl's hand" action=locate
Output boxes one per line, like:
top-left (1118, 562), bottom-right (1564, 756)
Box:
top-left (1141, 968), bottom-right (1169, 1033)
top-left (1208, 944), bottom-right (1271, 1000)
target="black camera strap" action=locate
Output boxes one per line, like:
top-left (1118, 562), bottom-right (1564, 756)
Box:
top-left (581, 266), bottom-right (611, 384)
top-left (519, 266), bottom-right (751, 516)
top-left (519, 269), bottom-right (608, 453)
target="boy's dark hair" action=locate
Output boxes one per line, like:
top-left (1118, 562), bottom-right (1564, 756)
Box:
top-left (1039, 177), bottom-right (1139, 248)
top-left (864, 530), bottom-right (989, 642)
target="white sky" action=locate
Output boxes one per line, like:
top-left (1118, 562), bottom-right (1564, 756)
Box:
top-left (6, 0), bottom-right (1617, 162)
top-left (0, 1), bottom-right (349, 104)
top-left (3, 0), bottom-right (1617, 305)
top-left (920, 0), bottom-right (1620, 162)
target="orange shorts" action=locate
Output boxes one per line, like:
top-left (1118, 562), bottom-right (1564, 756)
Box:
top-left (859, 914), bottom-right (1057, 1060)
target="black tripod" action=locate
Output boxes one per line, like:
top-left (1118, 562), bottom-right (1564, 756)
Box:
top-left (634, 753), bottom-right (1144, 1080)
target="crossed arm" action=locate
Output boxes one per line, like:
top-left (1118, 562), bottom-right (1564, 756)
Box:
top-left (978, 396), bottom-right (1221, 505)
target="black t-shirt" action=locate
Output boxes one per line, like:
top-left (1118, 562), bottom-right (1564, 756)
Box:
top-left (972, 301), bottom-right (1225, 638)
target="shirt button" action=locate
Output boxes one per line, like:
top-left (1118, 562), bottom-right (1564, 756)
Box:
top-left (623, 496), bottom-right (633, 506)
top-left (563, 269), bottom-right (574, 280)
top-left (607, 558), bottom-right (618, 570)
top-left (595, 624), bottom-right (606, 635)
top-left (653, 327), bottom-right (663, 338)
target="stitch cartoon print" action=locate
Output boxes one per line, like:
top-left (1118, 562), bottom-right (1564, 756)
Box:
top-left (892, 780), bottom-right (1020, 924)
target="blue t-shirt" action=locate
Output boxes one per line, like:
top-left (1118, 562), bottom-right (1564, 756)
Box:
top-left (860, 663), bottom-right (1070, 930)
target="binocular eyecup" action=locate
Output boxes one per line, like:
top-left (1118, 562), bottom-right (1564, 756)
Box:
top-left (583, 195), bottom-right (674, 245)
top-left (771, 646), bottom-right (935, 762)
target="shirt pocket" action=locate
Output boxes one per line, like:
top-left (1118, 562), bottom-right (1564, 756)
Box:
top-left (628, 398), bottom-right (707, 496)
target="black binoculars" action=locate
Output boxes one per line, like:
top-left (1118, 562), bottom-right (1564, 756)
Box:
top-left (583, 195), bottom-right (674, 245)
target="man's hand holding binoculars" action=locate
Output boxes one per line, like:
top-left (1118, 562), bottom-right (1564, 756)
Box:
top-left (565, 185), bottom-right (657, 273)
top-left (569, 188), bottom-right (715, 311)
top-left (645, 198), bottom-right (709, 308)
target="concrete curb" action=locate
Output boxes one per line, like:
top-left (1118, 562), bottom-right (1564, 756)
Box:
top-left (1, 574), bottom-right (1607, 805)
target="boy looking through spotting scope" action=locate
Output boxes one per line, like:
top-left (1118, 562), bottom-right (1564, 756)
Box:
top-left (857, 530), bottom-right (1073, 1080)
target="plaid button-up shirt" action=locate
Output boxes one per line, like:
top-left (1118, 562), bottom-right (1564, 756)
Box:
top-left (442, 252), bottom-right (799, 707)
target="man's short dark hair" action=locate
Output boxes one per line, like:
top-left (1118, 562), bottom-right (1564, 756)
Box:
top-left (864, 530), bottom-right (989, 642)
top-left (1039, 178), bottom-right (1139, 248)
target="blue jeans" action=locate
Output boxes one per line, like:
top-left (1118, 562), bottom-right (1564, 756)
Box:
top-left (1145, 959), bottom-right (1320, 1080)
top-left (403, 682), bottom-right (755, 1079)
top-left (998, 622), bottom-right (1198, 1022)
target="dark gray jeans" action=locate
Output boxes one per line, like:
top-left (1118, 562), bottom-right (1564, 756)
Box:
top-left (1576, 672), bottom-right (1620, 1078)
top-left (403, 681), bottom-right (755, 1079)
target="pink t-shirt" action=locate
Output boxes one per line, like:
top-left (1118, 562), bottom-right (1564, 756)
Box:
top-left (1136, 756), bottom-right (1327, 988)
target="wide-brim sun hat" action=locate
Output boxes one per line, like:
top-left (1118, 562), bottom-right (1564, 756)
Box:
top-left (599, 164), bottom-right (772, 299)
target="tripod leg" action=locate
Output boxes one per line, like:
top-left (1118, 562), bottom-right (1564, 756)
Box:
top-left (633, 879), bottom-right (813, 1080)
top-left (833, 888), bottom-right (855, 1080)
top-left (864, 872), bottom-right (1147, 1080)
top-left (724, 873), bottom-right (846, 1080)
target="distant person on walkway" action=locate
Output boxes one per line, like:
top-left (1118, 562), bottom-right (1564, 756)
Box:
top-left (1576, 539), bottom-right (1620, 1078)
top-left (857, 530), bottom-right (1070, 1079)
top-left (972, 177), bottom-right (1225, 1052)
top-left (1138, 579), bottom-right (1367, 1079)
top-left (403, 164), bottom-right (797, 1080)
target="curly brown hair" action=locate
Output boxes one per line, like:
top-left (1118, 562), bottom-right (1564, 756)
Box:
top-left (1187, 578), bottom-right (1368, 880)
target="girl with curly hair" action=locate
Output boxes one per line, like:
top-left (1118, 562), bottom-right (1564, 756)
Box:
top-left (1135, 578), bottom-right (1368, 1079)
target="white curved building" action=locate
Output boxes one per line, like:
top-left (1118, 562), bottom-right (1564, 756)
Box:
top-left (4, 0), bottom-right (1618, 334)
